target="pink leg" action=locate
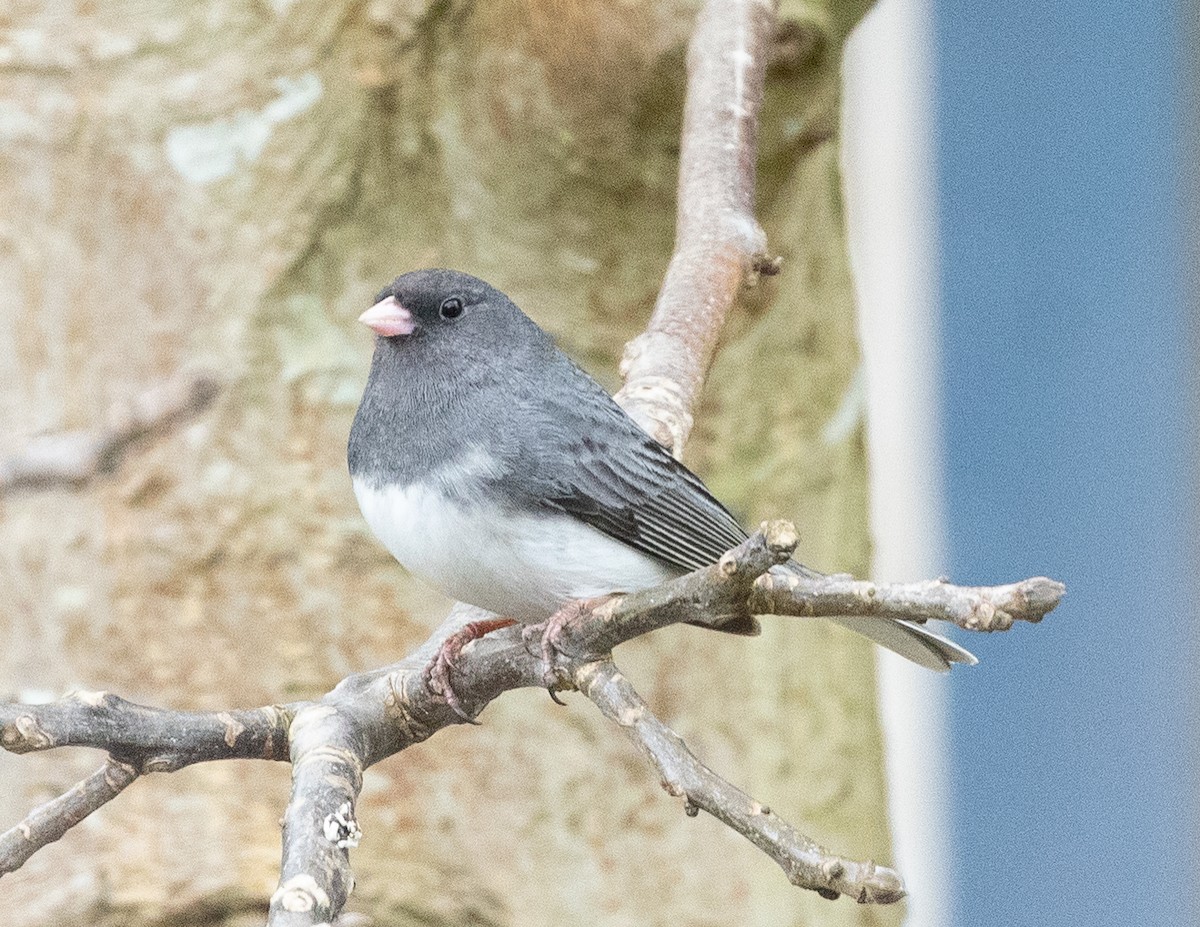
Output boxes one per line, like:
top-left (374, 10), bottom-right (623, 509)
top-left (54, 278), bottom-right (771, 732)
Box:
top-left (424, 617), bottom-right (518, 722)
top-left (523, 597), bottom-right (610, 698)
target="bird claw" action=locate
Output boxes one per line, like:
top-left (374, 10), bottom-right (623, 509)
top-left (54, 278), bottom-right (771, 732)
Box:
top-left (425, 600), bottom-right (607, 717)
top-left (524, 597), bottom-right (609, 701)
top-left (522, 610), bottom-right (569, 693)
top-left (423, 617), bottom-right (518, 723)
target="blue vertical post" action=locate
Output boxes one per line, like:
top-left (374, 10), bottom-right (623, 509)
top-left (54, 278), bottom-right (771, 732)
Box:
top-left (931, 3), bottom-right (1198, 925)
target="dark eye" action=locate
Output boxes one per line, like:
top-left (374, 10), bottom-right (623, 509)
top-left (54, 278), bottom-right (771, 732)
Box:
top-left (439, 297), bottom-right (464, 319)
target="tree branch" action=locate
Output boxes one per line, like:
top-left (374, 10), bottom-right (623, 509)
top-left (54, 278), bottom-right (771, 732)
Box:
top-left (751, 573), bottom-right (1066, 632)
top-left (0, 692), bottom-right (294, 875)
top-left (0, 690), bottom-right (293, 766)
top-left (576, 660), bottom-right (905, 904)
top-left (0, 523), bottom-right (1065, 919)
top-left (614, 0), bottom-right (778, 454)
top-left (0, 758), bottom-right (139, 876)
top-left (0, 371), bottom-right (220, 496)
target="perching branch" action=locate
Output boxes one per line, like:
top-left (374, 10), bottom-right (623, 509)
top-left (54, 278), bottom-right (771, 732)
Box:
top-left (0, 0), bottom-right (1068, 921)
top-left (0, 521), bottom-right (1066, 919)
top-left (0, 371), bottom-right (220, 496)
top-left (614, 0), bottom-right (779, 454)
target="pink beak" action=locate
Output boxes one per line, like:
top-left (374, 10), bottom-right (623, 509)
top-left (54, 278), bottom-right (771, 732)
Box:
top-left (358, 296), bottom-right (415, 337)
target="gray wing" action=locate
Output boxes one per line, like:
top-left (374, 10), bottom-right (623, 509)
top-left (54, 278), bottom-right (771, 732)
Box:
top-left (514, 374), bottom-right (751, 574)
top-left (491, 355), bottom-right (976, 668)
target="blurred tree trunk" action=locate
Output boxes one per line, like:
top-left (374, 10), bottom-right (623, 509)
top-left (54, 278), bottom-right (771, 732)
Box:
top-left (0, 1), bottom-right (895, 924)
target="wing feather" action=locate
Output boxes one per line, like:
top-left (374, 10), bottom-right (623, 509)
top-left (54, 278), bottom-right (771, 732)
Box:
top-left (527, 384), bottom-right (751, 573)
top-left (487, 356), bottom-right (975, 666)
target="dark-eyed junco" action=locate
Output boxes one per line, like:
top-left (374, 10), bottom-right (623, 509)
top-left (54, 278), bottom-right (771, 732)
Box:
top-left (349, 269), bottom-right (975, 677)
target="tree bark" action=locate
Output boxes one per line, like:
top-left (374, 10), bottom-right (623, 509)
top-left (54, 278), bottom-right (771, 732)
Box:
top-left (1, 1), bottom-right (896, 924)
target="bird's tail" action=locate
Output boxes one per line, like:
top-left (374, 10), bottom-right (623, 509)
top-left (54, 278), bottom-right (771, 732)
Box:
top-left (824, 615), bottom-right (977, 672)
top-left (775, 562), bottom-right (978, 672)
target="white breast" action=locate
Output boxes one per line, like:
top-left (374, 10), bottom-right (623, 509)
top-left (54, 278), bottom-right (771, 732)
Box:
top-left (352, 472), bottom-right (679, 621)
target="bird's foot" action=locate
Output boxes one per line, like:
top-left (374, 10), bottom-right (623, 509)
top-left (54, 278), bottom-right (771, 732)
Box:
top-left (424, 617), bottom-right (518, 723)
top-left (523, 597), bottom-right (609, 702)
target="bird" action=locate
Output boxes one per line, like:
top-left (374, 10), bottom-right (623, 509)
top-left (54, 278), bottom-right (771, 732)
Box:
top-left (348, 269), bottom-right (975, 713)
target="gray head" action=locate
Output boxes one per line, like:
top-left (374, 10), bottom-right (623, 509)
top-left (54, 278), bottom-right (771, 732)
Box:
top-left (349, 269), bottom-right (557, 481)
top-left (358, 268), bottom-right (546, 358)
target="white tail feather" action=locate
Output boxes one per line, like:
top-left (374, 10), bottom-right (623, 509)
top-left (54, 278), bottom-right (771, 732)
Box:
top-left (827, 616), bottom-right (978, 672)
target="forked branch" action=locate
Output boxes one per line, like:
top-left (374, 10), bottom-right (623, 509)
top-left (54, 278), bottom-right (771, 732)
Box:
top-left (1, 522), bottom-right (1065, 920)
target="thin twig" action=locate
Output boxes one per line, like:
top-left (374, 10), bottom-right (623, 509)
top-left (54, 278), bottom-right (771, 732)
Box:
top-left (613, 0), bottom-right (778, 454)
top-left (751, 573), bottom-right (1065, 632)
top-left (576, 660), bottom-right (905, 904)
top-left (0, 371), bottom-right (220, 495)
top-left (0, 758), bottom-right (139, 875)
